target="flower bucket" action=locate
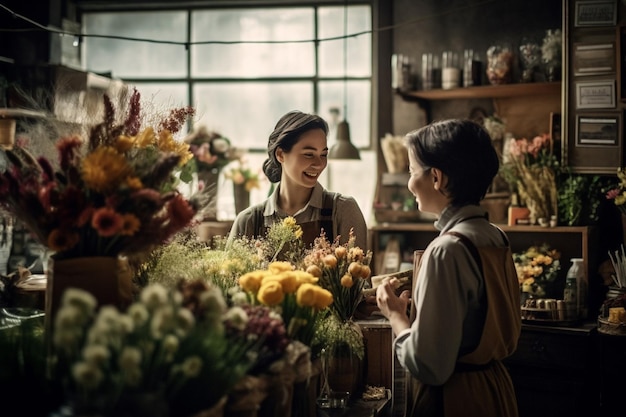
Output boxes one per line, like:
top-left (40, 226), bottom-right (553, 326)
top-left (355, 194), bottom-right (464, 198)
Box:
top-left (44, 256), bottom-right (133, 345)
top-left (233, 183), bottom-right (250, 215)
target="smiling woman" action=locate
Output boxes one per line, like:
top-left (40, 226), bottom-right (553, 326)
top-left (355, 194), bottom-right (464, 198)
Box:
top-left (227, 110), bottom-right (368, 250)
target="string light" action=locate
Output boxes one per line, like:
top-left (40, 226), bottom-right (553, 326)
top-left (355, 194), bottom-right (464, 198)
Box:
top-left (0, 1), bottom-right (500, 48)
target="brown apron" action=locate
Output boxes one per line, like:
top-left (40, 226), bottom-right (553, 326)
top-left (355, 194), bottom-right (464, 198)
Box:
top-left (406, 231), bottom-right (521, 417)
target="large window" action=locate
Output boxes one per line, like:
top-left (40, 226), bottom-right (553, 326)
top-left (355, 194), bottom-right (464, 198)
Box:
top-left (82, 4), bottom-right (375, 222)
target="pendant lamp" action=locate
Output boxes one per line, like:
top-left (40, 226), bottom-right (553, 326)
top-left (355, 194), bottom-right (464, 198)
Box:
top-left (328, 1), bottom-right (361, 160)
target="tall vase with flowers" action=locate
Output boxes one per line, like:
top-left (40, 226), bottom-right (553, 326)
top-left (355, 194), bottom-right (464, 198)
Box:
top-left (185, 127), bottom-right (243, 220)
top-left (500, 133), bottom-right (560, 224)
top-left (224, 158), bottom-right (262, 215)
top-left (302, 230), bottom-right (372, 406)
top-left (0, 88), bottom-right (204, 338)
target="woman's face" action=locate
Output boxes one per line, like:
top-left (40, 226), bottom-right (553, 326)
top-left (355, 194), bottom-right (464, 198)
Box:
top-left (276, 128), bottom-right (328, 188)
top-left (408, 151), bottom-right (446, 215)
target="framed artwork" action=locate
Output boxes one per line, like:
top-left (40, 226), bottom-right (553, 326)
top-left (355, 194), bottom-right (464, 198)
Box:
top-left (575, 80), bottom-right (616, 109)
top-left (573, 43), bottom-right (615, 76)
top-left (576, 114), bottom-right (621, 146)
top-left (575, 1), bottom-right (618, 27)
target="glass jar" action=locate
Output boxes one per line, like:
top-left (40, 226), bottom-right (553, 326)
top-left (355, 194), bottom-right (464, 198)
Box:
top-left (486, 45), bottom-right (514, 85)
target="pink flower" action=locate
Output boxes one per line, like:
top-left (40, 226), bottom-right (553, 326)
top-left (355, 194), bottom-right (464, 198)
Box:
top-left (607, 188), bottom-right (621, 200)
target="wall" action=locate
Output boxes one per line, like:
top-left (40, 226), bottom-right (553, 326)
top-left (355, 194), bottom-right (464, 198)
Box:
top-left (390, 0), bottom-right (562, 137)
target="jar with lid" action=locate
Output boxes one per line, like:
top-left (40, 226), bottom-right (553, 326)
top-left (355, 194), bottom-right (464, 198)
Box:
top-left (486, 44), bottom-right (513, 85)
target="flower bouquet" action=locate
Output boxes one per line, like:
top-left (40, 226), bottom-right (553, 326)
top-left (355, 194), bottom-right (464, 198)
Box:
top-left (514, 243), bottom-right (561, 299)
top-left (49, 280), bottom-right (259, 417)
top-left (224, 159), bottom-right (261, 192)
top-left (500, 133), bottom-right (559, 224)
top-left (0, 88), bottom-right (202, 260)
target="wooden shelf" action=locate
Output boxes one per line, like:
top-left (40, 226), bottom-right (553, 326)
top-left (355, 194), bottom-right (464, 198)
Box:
top-left (399, 81), bottom-right (561, 101)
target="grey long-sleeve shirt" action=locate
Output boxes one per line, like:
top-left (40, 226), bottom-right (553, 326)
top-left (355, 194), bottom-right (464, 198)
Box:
top-left (393, 204), bottom-right (508, 386)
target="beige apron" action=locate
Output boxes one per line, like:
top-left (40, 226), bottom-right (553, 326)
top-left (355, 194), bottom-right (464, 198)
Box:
top-left (406, 232), bottom-right (521, 417)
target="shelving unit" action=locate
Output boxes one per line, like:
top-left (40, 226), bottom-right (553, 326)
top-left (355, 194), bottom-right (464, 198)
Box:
top-left (399, 81), bottom-right (561, 101)
top-left (368, 223), bottom-right (597, 299)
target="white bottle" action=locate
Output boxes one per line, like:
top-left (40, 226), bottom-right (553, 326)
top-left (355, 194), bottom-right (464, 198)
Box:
top-left (565, 258), bottom-right (585, 320)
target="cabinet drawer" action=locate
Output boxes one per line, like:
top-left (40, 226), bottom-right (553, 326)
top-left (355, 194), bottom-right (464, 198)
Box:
top-left (506, 329), bottom-right (593, 371)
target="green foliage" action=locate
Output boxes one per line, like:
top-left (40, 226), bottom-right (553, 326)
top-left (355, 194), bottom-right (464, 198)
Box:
top-left (557, 174), bottom-right (612, 226)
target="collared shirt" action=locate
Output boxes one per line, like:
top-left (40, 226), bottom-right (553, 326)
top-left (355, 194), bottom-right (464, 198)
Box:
top-left (228, 182), bottom-right (368, 249)
top-left (393, 204), bottom-right (508, 386)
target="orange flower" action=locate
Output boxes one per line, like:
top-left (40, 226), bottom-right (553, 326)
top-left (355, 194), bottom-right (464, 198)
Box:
top-left (91, 207), bottom-right (124, 237)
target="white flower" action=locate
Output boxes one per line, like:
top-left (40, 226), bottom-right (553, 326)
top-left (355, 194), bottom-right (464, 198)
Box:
top-left (127, 303), bottom-right (150, 326)
top-left (176, 308), bottom-right (195, 337)
top-left (123, 367), bottom-right (143, 387)
top-left (61, 288), bottom-right (97, 314)
top-left (150, 305), bottom-right (175, 339)
top-left (54, 305), bottom-right (84, 331)
top-left (230, 290), bottom-right (249, 306)
top-left (72, 361), bottom-right (104, 390)
top-left (223, 306), bottom-right (248, 331)
top-left (140, 283), bottom-right (170, 311)
top-left (118, 346), bottom-right (143, 370)
top-left (181, 356), bottom-right (203, 378)
top-left (82, 344), bottom-right (110, 366)
top-left (199, 286), bottom-right (227, 313)
top-left (162, 334), bottom-right (180, 356)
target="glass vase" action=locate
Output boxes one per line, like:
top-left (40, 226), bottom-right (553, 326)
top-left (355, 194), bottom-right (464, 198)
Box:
top-left (486, 45), bottom-right (514, 85)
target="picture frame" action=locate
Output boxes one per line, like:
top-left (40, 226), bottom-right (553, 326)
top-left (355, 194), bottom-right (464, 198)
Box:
top-left (575, 1), bottom-right (617, 27)
top-left (576, 114), bottom-right (621, 147)
top-left (575, 80), bottom-right (616, 109)
top-left (573, 42), bottom-right (615, 76)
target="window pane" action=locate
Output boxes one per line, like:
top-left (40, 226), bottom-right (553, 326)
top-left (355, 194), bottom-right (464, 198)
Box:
top-left (83, 11), bottom-right (187, 78)
top-left (318, 6), bottom-right (372, 77)
top-left (319, 80), bottom-right (371, 148)
top-left (129, 82), bottom-right (189, 126)
top-left (191, 9), bottom-right (315, 77)
top-left (193, 82), bottom-right (313, 149)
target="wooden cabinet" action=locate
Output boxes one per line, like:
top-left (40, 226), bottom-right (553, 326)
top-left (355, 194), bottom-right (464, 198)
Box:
top-left (368, 223), bottom-right (598, 317)
top-left (504, 322), bottom-right (600, 417)
top-left (598, 333), bottom-right (626, 413)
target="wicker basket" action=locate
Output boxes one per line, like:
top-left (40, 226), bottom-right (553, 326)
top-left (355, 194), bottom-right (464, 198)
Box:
top-left (597, 317), bottom-right (626, 336)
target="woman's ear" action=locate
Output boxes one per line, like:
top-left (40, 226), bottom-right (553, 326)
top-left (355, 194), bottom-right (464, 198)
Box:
top-left (431, 168), bottom-right (447, 190)
top-left (275, 148), bottom-right (285, 163)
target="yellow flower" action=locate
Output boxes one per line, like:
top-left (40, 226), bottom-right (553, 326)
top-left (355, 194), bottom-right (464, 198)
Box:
top-left (245, 178), bottom-right (260, 192)
top-left (296, 283), bottom-right (318, 307)
top-left (157, 129), bottom-right (193, 166)
top-left (238, 270), bottom-right (268, 293)
top-left (313, 287), bottom-right (333, 310)
top-left (257, 280), bottom-right (284, 306)
top-left (340, 273), bottom-right (354, 288)
top-left (292, 270), bottom-right (319, 286)
top-left (268, 261), bottom-right (293, 274)
top-left (115, 135), bottom-right (135, 153)
top-left (264, 271), bottom-right (298, 294)
top-left (126, 176), bottom-right (143, 190)
top-left (134, 127), bottom-right (155, 148)
top-left (81, 146), bottom-right (131, 193)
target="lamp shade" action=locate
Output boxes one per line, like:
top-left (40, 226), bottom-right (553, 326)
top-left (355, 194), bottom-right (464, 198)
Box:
top-left (329, 119), bottom-right (361, 160)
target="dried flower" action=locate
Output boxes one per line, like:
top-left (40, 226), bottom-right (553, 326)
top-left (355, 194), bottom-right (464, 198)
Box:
top-left (541, 29), bottom-right (562, 64)
top-left (500, 133), bottom-right (560, 222)
top-left (0, 88), bottom-right (203, 260)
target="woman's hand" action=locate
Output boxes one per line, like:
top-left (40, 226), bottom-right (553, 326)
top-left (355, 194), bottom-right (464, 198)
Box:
top-left (376, 278), bottom-right (411, 324)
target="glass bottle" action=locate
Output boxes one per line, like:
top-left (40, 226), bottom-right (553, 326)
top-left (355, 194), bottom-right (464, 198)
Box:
top-left (564, 258), bottom-right (584, 320)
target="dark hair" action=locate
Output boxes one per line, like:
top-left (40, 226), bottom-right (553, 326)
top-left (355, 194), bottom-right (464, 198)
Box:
top-left (405, 119), bottom-right (499, 206)
top-left (262, 111), bottom-right (329, 183)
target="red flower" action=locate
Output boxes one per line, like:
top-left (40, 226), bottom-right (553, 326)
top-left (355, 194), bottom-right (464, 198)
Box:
top-left (91, 207), bottom-right (124, 237)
